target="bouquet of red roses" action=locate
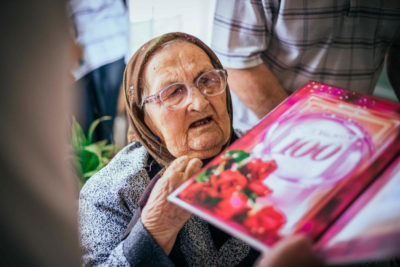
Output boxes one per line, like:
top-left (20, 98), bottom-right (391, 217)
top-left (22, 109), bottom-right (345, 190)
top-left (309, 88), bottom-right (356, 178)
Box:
top-left (179, 150), bottom-right (286, 241)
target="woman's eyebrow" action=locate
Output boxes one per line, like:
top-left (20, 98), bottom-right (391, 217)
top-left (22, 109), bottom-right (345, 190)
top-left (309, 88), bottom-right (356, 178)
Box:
top-left (194, 71), bottom-right (205, 80)
top-left (157, 67), bottom-right (214, 90)
top-left (156, 73), bottom-right (178, 90)
top-left (194, 68), bottom-right (213, 81)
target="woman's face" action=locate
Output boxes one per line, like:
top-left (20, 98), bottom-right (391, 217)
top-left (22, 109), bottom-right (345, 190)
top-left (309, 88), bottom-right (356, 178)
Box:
top-left (142, 41), bottom-right (231, 159)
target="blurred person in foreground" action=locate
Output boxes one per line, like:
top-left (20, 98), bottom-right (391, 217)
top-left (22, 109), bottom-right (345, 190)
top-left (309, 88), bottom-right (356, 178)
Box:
top-left (0, 0), bottom-right (81, 266)
top-left (79, 32), bottom-right (325, 267)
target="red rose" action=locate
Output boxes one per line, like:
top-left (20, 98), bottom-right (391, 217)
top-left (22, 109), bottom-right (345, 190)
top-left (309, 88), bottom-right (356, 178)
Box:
top-left (248, 180), bottom-right (272, 196)
top-left (211, 170), bottom-right (248, 197)
top-left (243, 206), bottom-right (286, 238)
top-left (214, 192), bottom-right (250, 220)
top-left (179, 182), bottom-right (219, 206)
top-left (240, 159), bottom-right (277, 181)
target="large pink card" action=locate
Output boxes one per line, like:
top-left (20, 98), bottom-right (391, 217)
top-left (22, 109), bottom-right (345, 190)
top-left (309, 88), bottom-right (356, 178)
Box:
top-left (168, 81), bottom-right (400, 257)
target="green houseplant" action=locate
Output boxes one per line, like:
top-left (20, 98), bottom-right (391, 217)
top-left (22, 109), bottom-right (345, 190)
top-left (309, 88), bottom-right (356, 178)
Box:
top-left (71, 116), bottom-right (120, 186)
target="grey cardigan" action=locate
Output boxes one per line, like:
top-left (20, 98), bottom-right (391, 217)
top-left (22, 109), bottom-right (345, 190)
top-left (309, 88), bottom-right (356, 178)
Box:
top-left (79, 143), bottom-right (253, 266)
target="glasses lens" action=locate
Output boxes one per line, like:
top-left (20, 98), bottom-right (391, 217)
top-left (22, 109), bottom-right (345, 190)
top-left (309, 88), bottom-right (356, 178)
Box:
top-left (160, 83), bottom-right (188, 109)
top-left (197, 70), bottom-right (225, 96)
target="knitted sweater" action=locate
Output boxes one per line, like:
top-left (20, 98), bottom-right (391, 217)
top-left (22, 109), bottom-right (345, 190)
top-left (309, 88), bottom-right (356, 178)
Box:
top-left (79, 143), bottom-right (254, 266)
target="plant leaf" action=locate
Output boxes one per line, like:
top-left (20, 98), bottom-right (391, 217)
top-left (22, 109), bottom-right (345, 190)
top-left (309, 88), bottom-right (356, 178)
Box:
top-left (87, 116), bottom-right (111, 144)
top-left (102, 145), bottom-right (118, 158)
top-left (71, 117), bottom-right (87, 150)
top-left (94, 140), bottom-right (108, 146)
top-left (80, 149), bottom-right (100, 173)
top-left (70, 115), bottom-right (121, 185)
top-left (83, 144), bottom-right (102, 158)
top-left (83, 169), bottom-right (101, 181)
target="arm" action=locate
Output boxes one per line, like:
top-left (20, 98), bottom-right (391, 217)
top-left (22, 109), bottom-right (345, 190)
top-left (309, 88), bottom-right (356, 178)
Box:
top-left (79, 156), bottom-right (202, 265)
top-left (227, 64), bottom-right (288, 118)
top-left (141, 156), bottom-right (202, 254)
top-left (255, 235), bottom-right (325, 267)
top-left (212, 0), bottom-right (287, 118)
top-left (386, 37), bottom-right (400, 100)
top-left (122, 219), bottom-right (175, 266)
top-left (79, 185), bottom-right (144, 266)
top-left (80, 184), bottom-right (174, 266)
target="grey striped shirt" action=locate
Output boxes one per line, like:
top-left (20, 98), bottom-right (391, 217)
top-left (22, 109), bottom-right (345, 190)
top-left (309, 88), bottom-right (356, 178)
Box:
top-left (212, 0), bottom-right (400, 94)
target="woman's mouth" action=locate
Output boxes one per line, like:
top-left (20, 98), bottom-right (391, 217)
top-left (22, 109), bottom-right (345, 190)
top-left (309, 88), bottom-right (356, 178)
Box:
top-left (190, 116), bottom-right (213, 128)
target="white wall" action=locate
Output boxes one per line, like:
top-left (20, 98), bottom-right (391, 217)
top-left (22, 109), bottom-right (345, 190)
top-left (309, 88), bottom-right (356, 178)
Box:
top-left (127, 0), bottom-right (216, 60)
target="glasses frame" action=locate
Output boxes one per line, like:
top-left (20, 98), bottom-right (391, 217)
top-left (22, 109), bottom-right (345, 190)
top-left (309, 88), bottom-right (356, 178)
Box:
top-left (141, 68), bottom-right (228, 110)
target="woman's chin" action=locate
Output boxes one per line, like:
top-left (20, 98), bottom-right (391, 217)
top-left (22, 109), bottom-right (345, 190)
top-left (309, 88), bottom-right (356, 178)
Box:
top-left (187, 134), bottom-right (224, 159)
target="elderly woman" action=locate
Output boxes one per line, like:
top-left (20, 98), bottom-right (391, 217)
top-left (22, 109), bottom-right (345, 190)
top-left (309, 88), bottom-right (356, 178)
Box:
top-left (79, 32), bottom-right (324, 267)
top-left (79, 32), bottom-right (259, 266)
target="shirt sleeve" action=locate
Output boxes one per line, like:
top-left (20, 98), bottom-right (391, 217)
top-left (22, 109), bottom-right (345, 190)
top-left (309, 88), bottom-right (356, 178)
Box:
top-left (211, 0), bottom-right (273, 69)
top-left (79, 180), bottom-right (173, 266)
top-left (123, 220), bottom-right (174, 267)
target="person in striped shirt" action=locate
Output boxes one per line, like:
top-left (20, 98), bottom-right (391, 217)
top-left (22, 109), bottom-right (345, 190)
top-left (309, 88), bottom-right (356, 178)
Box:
top-left (212, 0), bottom-right (400, 131)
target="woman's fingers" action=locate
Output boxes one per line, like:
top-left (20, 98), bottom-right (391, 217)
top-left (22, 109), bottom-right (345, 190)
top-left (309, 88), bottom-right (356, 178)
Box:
top-left (164, 156), bottom-right (202, 189)
top-left (255, 234), bottom-right (325, 267)
top-left (141, 156), bottom-right (201, 255)
top-left (166, 155), bottom-right (190, 174)
top-left (183, 158), bottom-right (202, 181)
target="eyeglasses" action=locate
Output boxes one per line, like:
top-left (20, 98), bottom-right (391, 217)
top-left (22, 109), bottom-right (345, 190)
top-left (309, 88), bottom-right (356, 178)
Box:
top-left (141, 69), bottom-right (227, 110)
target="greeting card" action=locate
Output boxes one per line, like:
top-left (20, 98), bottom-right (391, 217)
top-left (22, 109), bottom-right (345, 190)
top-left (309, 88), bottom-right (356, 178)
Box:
top-left (168, 81), bottom-right (400, 262)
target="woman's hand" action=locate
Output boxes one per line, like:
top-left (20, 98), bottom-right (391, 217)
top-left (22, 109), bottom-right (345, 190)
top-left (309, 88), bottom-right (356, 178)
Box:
top-left (255, 234), bottom-right (325, 267)
top-left (141, 156), bottom-right (203, 255)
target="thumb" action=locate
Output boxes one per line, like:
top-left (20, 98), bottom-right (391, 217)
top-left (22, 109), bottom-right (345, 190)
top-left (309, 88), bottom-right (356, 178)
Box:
top-left (183, 158), bottom-right (203, 181)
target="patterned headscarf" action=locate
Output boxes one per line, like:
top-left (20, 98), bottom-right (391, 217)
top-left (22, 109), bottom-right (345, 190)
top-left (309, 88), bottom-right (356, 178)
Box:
top-left (123, 32), bottom-right (233, 166)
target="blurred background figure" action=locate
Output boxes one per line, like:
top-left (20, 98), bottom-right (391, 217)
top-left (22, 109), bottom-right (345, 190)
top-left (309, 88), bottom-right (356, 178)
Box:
top-left (0, 0), bottom-right (81, 266)
top-left (212, 0), bottom-right (400, 131)
top-left (255, 235), bottom-right (325, 267)
top-left (68, 0), bottom-right (129, 144)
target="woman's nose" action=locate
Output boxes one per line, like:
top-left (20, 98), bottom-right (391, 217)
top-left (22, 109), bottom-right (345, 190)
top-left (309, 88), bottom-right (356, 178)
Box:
top-left (187, 86), bottom-right (209, 111)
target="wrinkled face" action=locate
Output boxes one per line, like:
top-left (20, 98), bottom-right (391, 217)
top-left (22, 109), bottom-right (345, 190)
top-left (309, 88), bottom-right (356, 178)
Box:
top-left (142, 41), bottom-right (231, 159)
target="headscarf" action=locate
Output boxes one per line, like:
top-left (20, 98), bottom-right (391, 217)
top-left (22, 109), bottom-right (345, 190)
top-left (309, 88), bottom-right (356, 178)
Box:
top-left (123, 32), bottom-right (233, 166)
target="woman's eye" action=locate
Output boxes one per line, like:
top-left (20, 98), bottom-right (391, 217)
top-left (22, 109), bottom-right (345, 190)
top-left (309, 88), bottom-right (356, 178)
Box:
top-left (170, 86), bottom-right (185, 96)
top-left (199, 76), bottom-right (219, 87)
top-left (199, 77), bottom-right (210, 86)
